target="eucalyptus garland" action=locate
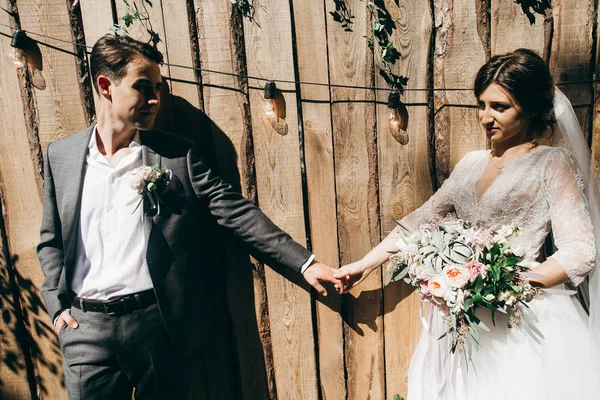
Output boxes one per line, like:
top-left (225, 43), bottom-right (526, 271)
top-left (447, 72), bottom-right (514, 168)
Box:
top-left (331, 0), bottom-right (408, 93)
top-left (230, 0), bottom-right (263, 25)
top-left (111, 0), bottom-right (161, 47)
top-left (515, 0), bottom-right (551, 24)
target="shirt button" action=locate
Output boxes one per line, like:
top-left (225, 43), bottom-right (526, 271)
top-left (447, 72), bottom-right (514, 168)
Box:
top-left (107, 204), bottom-right (114, 211)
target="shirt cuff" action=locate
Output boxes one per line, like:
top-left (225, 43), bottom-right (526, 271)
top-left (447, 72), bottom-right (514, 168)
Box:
top-left (300, 254), bottom-right (316, 274)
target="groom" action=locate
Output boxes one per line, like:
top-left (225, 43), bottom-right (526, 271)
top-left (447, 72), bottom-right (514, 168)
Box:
top-left (37, 34), bottom-right (343, 399)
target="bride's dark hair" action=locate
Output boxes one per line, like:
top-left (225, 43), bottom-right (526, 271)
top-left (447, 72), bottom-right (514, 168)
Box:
top-left (474, 48), bottom-right (554, 142)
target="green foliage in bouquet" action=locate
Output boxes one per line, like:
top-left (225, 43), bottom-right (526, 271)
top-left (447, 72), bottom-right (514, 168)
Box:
top-left (385, 217), bottom-right (545, 360)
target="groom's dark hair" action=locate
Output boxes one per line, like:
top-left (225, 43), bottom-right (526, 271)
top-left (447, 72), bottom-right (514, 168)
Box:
top-left (90, 34), bottom-right (164, 93)
top-left (474, 49), bottom-right (554, 142)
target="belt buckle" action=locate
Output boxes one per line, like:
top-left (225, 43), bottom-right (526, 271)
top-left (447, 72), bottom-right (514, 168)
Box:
top-left (103, 299), bottom-right (121, 317)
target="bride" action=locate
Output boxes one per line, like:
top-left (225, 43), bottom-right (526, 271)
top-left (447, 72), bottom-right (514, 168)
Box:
top-left (335, 49), bottom-right (600, 399)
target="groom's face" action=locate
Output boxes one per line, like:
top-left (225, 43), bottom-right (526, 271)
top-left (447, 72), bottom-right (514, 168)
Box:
top-left (105, 55), bottom-right (162, 131)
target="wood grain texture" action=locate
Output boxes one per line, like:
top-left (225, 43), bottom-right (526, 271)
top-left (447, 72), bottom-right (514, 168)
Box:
top-left (79, 0), bottom-right (113, 112)
top-left (491, 0), bottom-right (546, 55)
top-left (593, 0), bottom-right (600, 190)
top-left (159, 0), bottom-right (201, 109)
top-left (292, 1), bottom-right (346, 399)
top-left (79, 0), bottom-right (114, 45)
top-left (433, 0), bottom-right (487, 183)
top-left (5, 1), bottom-right (90, 398)
top-left (376, 1), bottom-right (433, 398)
top-left (196, 1), bottom-right (272, 399)
top-left (549, 0), bottom-right (594, 141)
top-left (18, 0), bottom-right (89, 146)
top-left (243, 1), bottom-right (318, 398)
top-left (325, 0), bottom-right (383, 398)
top-left (0, 28), bottom-right (34, 393)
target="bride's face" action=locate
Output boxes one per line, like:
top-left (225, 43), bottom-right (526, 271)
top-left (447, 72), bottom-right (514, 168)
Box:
top-left (477, 83), bottom-right (530, 144)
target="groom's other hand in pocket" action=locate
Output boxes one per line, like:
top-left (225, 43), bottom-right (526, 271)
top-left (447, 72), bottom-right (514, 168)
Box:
top-left (334, 260), bottom-right (377, 291)
top-left (303, 261), bottom-right (346, 296)
top-left (54, 309), bottom-right (79, 336)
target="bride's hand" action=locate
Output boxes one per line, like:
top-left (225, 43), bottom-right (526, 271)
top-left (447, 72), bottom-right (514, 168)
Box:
top-left (334, 260), bottom-right (378, 290)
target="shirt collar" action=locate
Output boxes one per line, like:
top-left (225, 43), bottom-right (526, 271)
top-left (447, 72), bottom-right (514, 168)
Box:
top-left (89, 125), bottom-right (142, 154)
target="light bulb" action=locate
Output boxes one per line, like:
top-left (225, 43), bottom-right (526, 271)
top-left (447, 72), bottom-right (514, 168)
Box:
top-left (9, 30), bottom-right (28, 69)
top-left (388, 108), bottom-right (404, 130)
top-left (265, 98), bottom-right (276, 117)
top-left (387, 102), bottom-right (409, 145)
top-left (8, 47), bottom-right (26, 68)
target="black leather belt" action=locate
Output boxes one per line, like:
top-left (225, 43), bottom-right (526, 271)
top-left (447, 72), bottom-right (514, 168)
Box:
top-left (71, 289), bottom-right (157, 317)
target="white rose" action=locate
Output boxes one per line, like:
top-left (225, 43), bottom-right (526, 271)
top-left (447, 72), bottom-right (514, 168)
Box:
top-left (428, 275), bottom-right (448, 298)
top-left (129, 171), bottom-right (145, 192)
top-left (442, 264), bottom-right (469, 288)
top-left (141, 166), bottom-right (155, 182)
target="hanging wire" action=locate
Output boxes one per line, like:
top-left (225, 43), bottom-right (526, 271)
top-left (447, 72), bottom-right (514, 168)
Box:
top-left (1, 23), bottom-right (600, 93)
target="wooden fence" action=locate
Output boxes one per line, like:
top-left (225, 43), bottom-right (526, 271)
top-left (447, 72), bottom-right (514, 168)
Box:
top-left (0, 0), bottom-right (599, 399)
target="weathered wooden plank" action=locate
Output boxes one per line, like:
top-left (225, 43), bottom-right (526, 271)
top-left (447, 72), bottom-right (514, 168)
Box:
top-left (79, 0), bottom-right (113, 46)
top-left (195, 1), bottom-right (269, 399)
top-left (18, 0), bottom-right (89, 146)
top-left (433, 0), bottom-right (487, 183)
top-left (79, 0), bottom-right (113, 114)
top-left (491, 0), bottom-right (546, 56)
top-left (6, 0), bottom-right (90, 398)
top-left (243, 1), bottom-right (319, 398)
top-left (375, 1), bottom-right (433, 398)
top-left (0, 28), bottom-right (34, 391)
top-left (549, 0), bottom-right (594, 142)
top-left (324, 0), bottom-right (383, 398)
top-left (292, 0), bottom-right (345, 399)
top-left (159, 0), bottom-right (201, 109)
top-left (593, 1), bottom-right (600, 190)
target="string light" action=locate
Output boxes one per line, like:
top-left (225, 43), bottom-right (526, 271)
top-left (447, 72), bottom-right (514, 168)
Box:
top-left (0, 24), bottom-right (599, 104)
top-left (387, 90), bottom-right (409, 144)
top-left (264, 80), bottom-right (277, 118)
top-left (8, 29), bottom-right (27, 68)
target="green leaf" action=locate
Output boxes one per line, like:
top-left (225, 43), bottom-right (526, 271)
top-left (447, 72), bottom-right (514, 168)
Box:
top-left (123, 13), bottom-right (134, 27)
top-left (478, 320), bottom-right (490, 332)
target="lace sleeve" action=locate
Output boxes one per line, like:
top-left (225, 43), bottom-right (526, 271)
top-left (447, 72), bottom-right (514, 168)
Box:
top-left (544, 148), bottom-right (597, 286)
top-left (399, 153), bottom-right (472, 231)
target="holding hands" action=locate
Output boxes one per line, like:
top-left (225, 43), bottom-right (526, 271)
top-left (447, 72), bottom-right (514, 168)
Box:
top-left (334, 260), bottom-right (378, 291)
top-left (302, 260), bottom-right (348, 296)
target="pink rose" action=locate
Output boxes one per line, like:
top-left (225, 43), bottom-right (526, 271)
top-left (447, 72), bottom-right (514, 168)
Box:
top-left (420, 280), bottom-right (431, 296)
top-left (467, 261), bottom-right (488, 282)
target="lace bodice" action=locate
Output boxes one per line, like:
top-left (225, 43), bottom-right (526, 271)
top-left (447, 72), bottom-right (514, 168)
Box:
top-left (402, 145), bottom-right (596, 285)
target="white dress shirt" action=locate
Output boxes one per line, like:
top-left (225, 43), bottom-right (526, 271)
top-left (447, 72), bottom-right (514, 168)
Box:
top-left (69, 126), bottom-right (313, 303)
top-left (71, 126), bottom-right (153, 300)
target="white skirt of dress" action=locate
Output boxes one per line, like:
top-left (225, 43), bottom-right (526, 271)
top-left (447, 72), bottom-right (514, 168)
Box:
top-left (407, 292), bottom-right (600, 400)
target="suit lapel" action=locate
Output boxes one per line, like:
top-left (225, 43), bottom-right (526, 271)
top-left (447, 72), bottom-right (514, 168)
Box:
top-left (140, 130), bottom-right (161, 243)
top-left (62, 125), bottom-right (94, 268)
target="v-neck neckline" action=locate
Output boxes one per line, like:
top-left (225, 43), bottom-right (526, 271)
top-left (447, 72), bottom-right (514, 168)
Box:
top-left (474, 146), bottom-right (540, 203)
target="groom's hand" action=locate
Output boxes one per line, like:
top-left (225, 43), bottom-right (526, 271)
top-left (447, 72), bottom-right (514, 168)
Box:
top-left (54, 309), bottom-right (79, 336)
top-left (303, 261), bottom-right (345, 296)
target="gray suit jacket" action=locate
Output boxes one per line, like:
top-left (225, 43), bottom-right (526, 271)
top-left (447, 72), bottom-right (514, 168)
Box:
top-left (37, 125), bottom-right (312, 354)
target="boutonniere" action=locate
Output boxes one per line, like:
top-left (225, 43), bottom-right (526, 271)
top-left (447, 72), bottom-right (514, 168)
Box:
top-left (129, 165), bottom-right (172, 215)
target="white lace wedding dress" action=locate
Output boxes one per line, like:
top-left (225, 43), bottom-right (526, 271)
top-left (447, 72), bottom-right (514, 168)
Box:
top-left (403, 145), bottom-right (600, 399)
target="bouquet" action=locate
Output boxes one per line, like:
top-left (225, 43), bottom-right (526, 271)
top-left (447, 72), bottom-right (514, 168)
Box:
top-left (129, 165), bottom-right (171, 215)
top-left (385, 215), bottom-right (544, 358)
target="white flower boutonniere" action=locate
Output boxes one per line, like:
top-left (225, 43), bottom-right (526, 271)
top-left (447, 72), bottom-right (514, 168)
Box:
top-left (129, 165), bottom-right (172, 215)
